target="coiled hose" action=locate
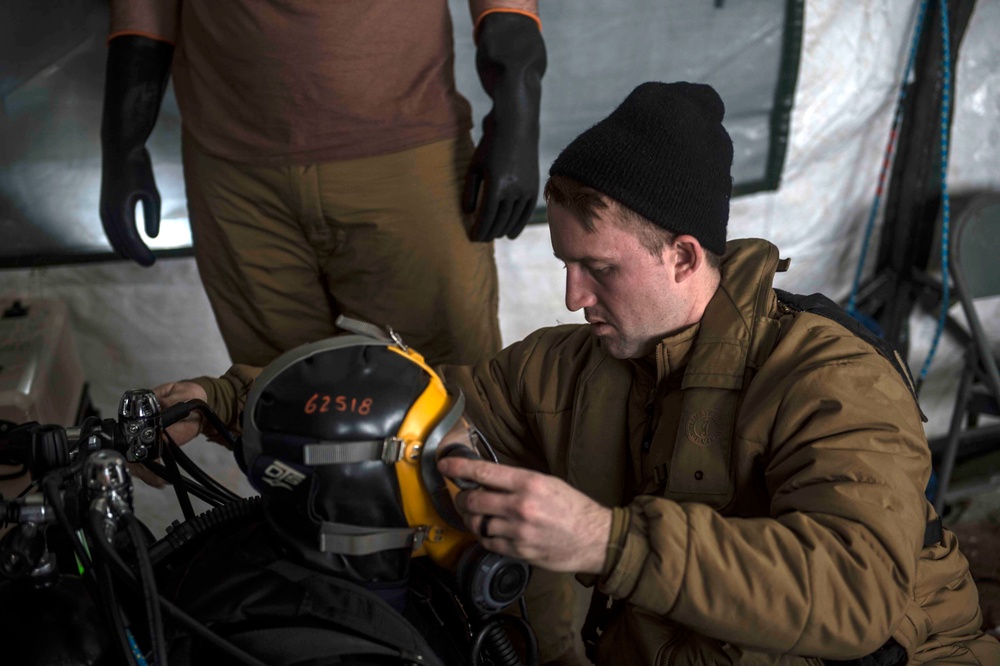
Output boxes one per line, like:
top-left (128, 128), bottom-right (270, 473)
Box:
top-left (148, 496), bottom-right (263, 567)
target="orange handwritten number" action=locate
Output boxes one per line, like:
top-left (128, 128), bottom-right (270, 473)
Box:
top-left (305, 394), bottom-right (374, 415)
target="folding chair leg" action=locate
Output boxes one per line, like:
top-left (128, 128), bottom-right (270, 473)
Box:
top-left (934, 363), bottom-right (973, 516)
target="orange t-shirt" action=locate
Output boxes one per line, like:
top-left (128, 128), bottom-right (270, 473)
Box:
top-left (113, 1), bottom-right (480, 165)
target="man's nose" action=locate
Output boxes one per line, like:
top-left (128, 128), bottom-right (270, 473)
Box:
top-left (565, 267), bottom-right (597, 312)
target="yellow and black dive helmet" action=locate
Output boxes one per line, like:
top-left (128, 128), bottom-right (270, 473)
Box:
top-left (238, 317), bottom-right (528, 613)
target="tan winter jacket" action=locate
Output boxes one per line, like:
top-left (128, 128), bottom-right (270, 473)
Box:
top-left (439, 239), bottom-right (999, 664)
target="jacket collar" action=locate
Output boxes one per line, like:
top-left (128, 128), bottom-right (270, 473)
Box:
top-left (669, 238), bottom-right (783, 390)
top-left (648, 323), bottom-right (699, 385)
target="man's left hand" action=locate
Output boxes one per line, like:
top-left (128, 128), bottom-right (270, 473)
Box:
top-left (438, 456), bottom-right (611, 574)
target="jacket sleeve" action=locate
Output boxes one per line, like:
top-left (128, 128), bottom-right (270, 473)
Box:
top-left (190, 364), bottom-right (263, 437)
top-left (441, 329), bottom-right (551, 472)
top-left (109, 0), bottom-right (180, 44)
top-left (600, 332), bottom-right (932, 659)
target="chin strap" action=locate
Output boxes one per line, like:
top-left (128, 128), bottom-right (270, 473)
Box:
top-left (318, 522), bottom-right (425, 556)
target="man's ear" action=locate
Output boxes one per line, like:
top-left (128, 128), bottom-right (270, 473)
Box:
top-left (671, 234), bottom-right (704, 283)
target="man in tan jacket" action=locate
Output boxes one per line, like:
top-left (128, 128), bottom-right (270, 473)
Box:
top-left (161, 83), bottom-right (999, 664)
top-left (432, 83), bottom-right (1000, 664)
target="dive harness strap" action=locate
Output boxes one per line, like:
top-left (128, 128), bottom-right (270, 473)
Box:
top-left (774, 290), bottom-right (926, 421)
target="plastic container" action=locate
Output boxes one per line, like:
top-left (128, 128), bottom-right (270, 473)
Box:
top-left (0, 297), bottom-right (86, 500)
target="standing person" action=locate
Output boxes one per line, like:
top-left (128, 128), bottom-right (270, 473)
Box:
top-left (99, 0), bottom-right (545, 367)
top-left (153, 83), bottom-right (1000, 664)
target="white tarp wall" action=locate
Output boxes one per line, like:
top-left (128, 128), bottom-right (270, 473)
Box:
top-left (2, 0), bottom-right (998, 534)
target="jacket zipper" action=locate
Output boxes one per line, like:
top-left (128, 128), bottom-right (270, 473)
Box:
top-left (643, 343), bottom-right (667, 487)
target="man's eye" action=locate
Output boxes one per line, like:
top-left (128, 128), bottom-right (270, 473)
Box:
top-left (591, 265), bottom-right (613, 275)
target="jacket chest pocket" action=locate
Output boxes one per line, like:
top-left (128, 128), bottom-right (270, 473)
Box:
top-left (638, 387), bottom-right (740, 510)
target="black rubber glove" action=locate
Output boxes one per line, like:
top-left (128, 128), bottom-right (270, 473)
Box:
top-left (463, 12), bottom-right (547, 242)
top-left (100, 35), bottom-right (174, 267)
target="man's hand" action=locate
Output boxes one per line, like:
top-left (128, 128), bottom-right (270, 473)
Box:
top-left (153, 380), bottom-right (208, 447)
top-left (128, 380), bottom-right (207, 488)
top-left (438, 457), bottom-right (611, 574)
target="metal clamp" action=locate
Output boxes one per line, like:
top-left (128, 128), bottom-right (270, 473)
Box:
top-left (411, 525), bottom-right (430, 552)
top-left (387, 326), bottom-right (409, 352)
top-left (381, 437), bottom-right (407, 464)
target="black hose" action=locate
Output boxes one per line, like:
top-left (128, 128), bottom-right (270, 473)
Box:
top-left (190, 402), bottom-right (240, 450)
top-left (40, 464), bottom-right (140, 666)
top-left (86, 509), bottom-right (269, 666)
top-left (142, 461), bottom-right (231, 509)
top-left (469, 613), bottom-right (538, 666)
top-left (16, 478), bottom-right (40, 499)
top-left (93, 545), bottom-right (141, 666)
top-left (148, 496), bottom-right (263, 566)
top-left (181, 483), bottom-right (229, 507)
top-left (165, 438), bottom-right (241, 503)
top-left (41, 472), bottom-right (96, 589)
top-left (161, 442), bottom-right (196, 520)
top-left (125, 513), bottom-right (167, 666)
top-left (161, 400), bottom-right (240, 450)
top-left (471, 618), bottom-right (518, 666)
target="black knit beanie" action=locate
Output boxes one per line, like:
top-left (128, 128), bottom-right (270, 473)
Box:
top-left (549, 81), bottom-right (733, 255)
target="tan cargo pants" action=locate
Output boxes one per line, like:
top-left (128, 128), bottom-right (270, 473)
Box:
top-left (182, 133), bottom-right (501, 367)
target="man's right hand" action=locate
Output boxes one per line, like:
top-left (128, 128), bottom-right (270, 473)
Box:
top-left (438, 456), bottom-right (612, 574)
top-left (100, 35), bottom-right (174, 266)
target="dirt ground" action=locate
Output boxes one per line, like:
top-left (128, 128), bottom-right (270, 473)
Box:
top-left (949, 520), bottom-right (1000, 639)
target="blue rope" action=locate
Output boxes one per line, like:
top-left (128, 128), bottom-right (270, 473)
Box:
top-left (126, 627), bottom-right (150, 665)
top-left (916, 0), bottom-right (953, 388)
top-left (847, 0), bottom-right (930, 314)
